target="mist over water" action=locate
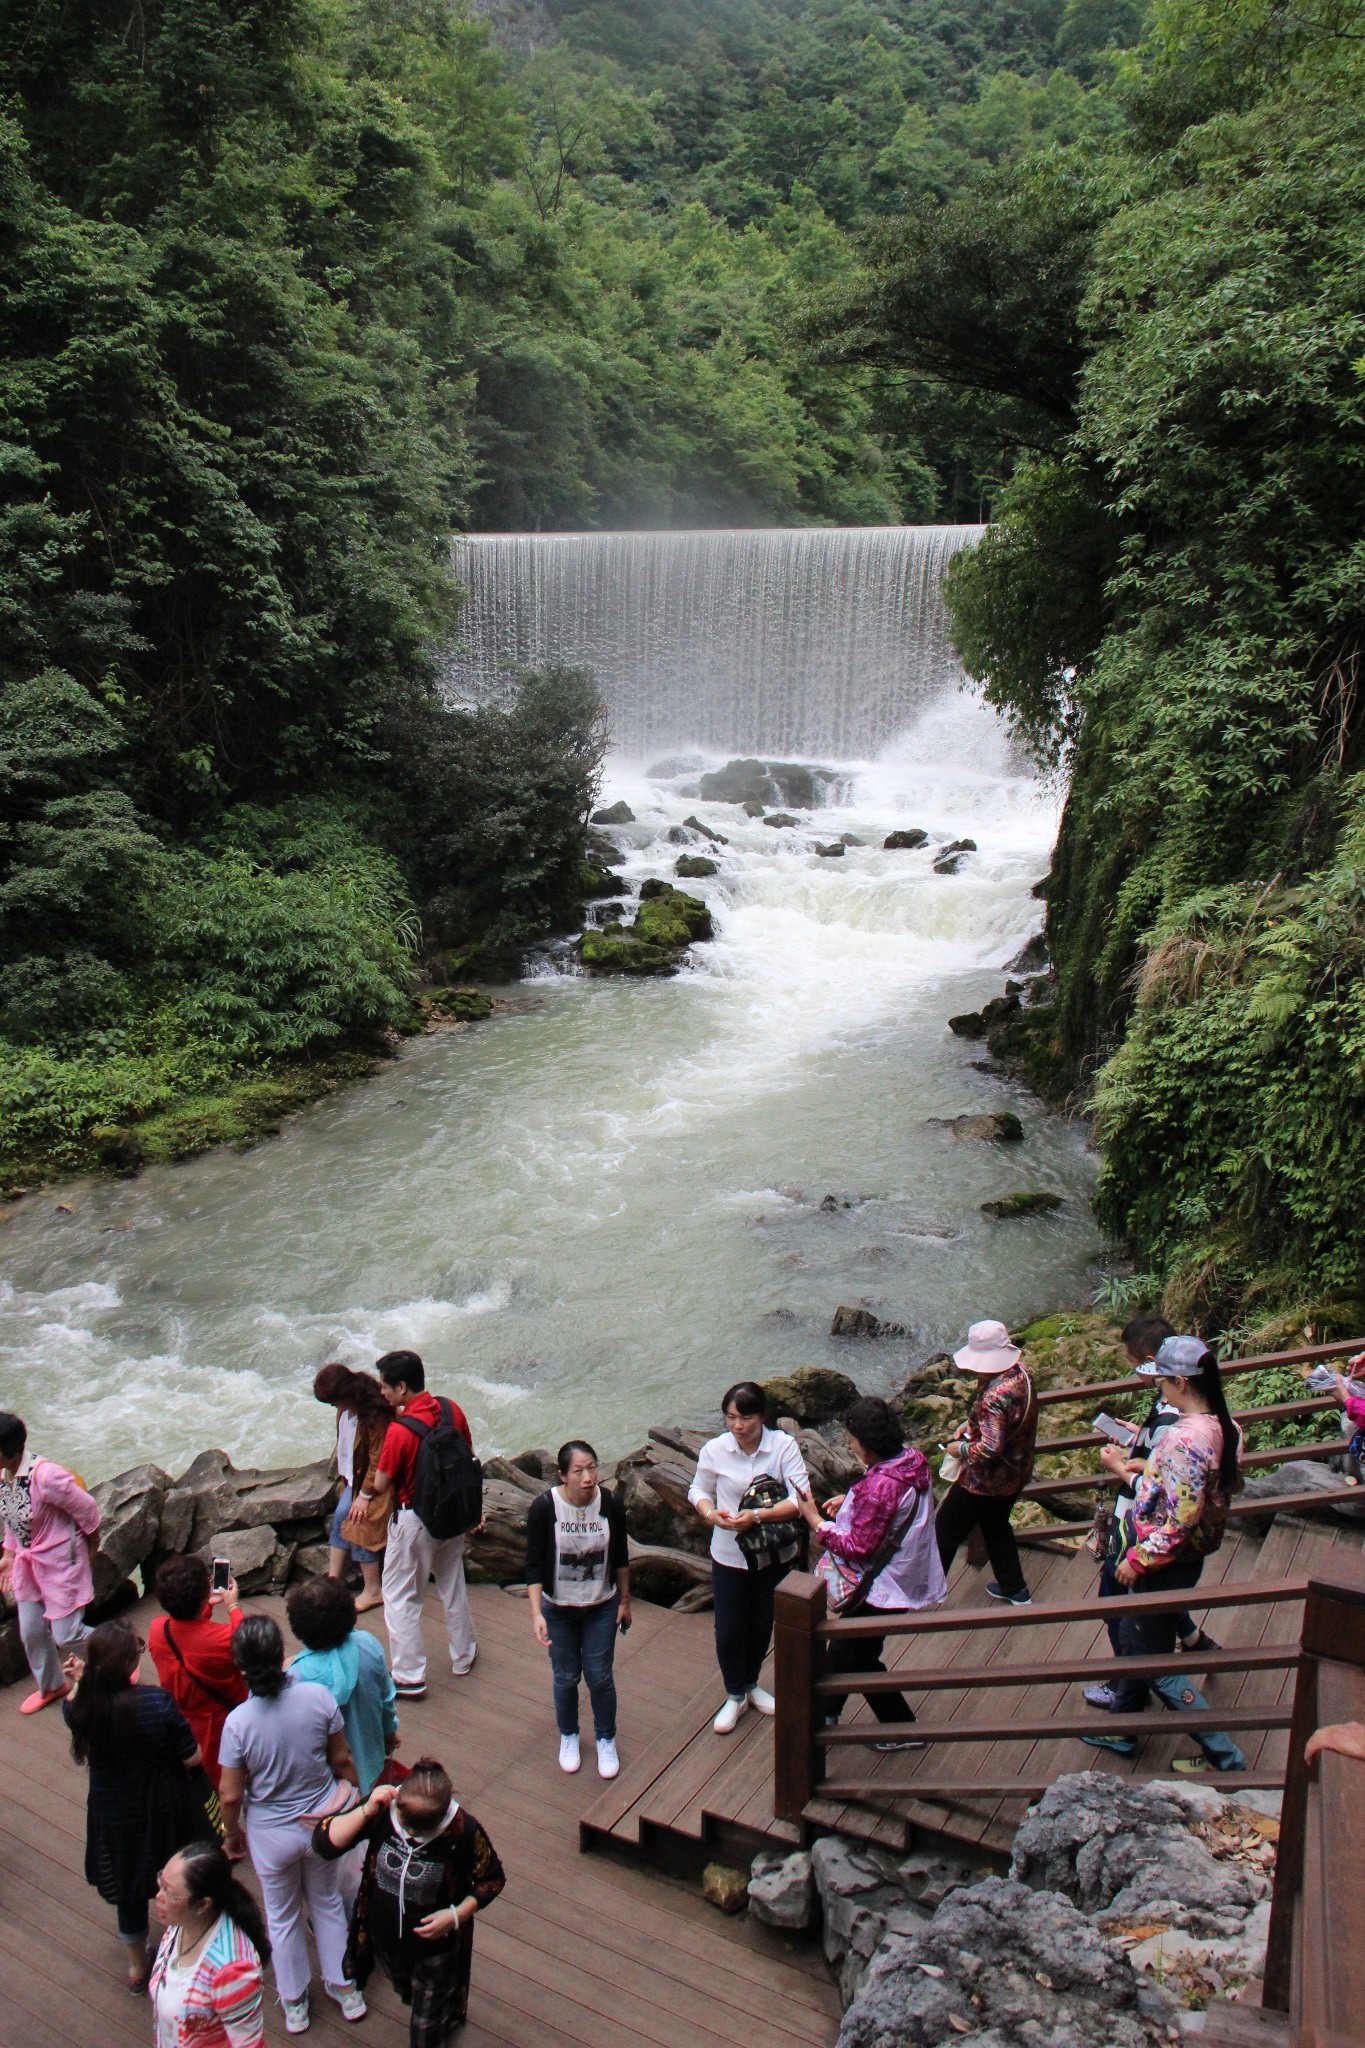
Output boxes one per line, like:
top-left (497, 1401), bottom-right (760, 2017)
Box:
top-left (0, 530), bottom-right (1101, 1482)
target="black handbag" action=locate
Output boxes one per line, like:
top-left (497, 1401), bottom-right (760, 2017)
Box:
top-left (734, 1474), bottom-right (801, 1570)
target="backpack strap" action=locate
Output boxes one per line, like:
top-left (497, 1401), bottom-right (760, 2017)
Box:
top-left (162, 1620), bottom-right (241, 1713)
top-left (395, 1400), bottom-right (455, 1442)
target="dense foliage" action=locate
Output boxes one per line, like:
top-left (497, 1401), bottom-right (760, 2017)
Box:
top-left (0, 0), bottom-right (1144, 1182)
top-left (826, 0), bottom-right (1365, 1329)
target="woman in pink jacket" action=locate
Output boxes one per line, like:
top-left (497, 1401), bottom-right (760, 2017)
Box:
top-left (0, 1410), bottom-right (102, 1713)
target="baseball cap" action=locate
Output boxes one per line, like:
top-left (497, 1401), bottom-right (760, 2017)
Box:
top-left (1136, 1334), bottom-right (1211, 1379)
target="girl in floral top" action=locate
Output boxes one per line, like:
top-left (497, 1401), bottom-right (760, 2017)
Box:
top-left (1083, 1335), bottom-right (1245, 1773)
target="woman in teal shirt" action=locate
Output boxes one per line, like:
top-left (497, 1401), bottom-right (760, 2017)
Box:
top-left (287, 1576), bottom-right (398, 1795)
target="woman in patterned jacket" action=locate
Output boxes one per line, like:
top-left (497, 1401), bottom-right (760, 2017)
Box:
top-left (935, 1320), bottom-right (1039, 1606)
top-left (148, 1842), bottom-right (269, 2048)
top-left (1082, 1334), bottom-right (1245, 1773)
top-left (313, 1756), bottom-right (505, 2045)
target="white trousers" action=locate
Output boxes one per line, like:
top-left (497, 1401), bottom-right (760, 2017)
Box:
top-left (18, 1602), bottom-right (89, 1696)
top-left (382, 1508), bottom-right (476, 1685)
top-left (246, 1817), bottom-right (352, 2003)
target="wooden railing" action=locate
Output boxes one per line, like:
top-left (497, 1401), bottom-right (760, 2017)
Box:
top-left (773, 1572), bottom-right (1308, 1820)
top-left (1017, 1335), bottom-right (1364, 1543)
top-left (1262, 1574), bottom-right (1365, 2041)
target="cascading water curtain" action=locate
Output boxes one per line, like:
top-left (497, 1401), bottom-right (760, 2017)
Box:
top-left (442, 526), bottom-right (984, 759)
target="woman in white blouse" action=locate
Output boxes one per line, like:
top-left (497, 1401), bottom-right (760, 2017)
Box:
top-left (688, 1382), bottom-right (810, 1733)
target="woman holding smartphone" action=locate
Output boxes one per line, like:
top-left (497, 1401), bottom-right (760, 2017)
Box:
top-left (524, 1440), bottom-right (630, 1779)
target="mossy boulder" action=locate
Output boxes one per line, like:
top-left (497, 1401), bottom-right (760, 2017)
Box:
top-left (578, 883), bottom-right (712, 976)
top-left (421, 986), bottom-right (495, 1023)
top-left (763, 812), bottom-right (799, 829)
top-left (591, 800), bottom-right (635, 825)
top-left (683, 814), bottom-right (727, 844)
top-left (980, 1191), bottom-right (1064, 1219)
top-left (884, 828), bottom-right (928, 850)
top-left (758, 1365), bottom-right (860, 1425)
top-left (930, 1111), bottom-right (1025, 1142)
top-left (948, 1011), bottom-right (987, 1038)
top-left (578, 858), bottom-right (623, 899)
top-left (985, 1005), bottom-right (1073, 1100)
top-left (699, 757), bottom-right (772, 805)
top-left (675, 854), bottom-right (718, 878)
top-left (743, 799), bottom-right (766, 817)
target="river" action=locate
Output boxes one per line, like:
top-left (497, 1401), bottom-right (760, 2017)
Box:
top-left (0, 700), bottom-right (1099, 1483)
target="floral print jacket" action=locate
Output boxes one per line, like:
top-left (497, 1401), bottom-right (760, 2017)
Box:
top-left (959, 1363), bottom-right (1038, 1497)
top-left (1128, 1411), bottom-right (1241, 1575)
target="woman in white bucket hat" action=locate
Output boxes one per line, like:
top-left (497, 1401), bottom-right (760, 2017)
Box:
top-left (934, 1320), bottom-right (1038, 1606)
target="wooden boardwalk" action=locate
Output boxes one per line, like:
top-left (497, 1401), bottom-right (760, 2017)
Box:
top-left (584, 1513), bottom-right (1365, 1864)
top-left (0, 1583), bottom-right (840, 2048)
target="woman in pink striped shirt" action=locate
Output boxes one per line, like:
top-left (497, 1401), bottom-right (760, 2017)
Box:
top-left (148, 1842), bottom-right (269, 2048)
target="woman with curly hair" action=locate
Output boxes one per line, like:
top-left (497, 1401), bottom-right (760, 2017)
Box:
top-left (314, 1363), bottom-right (392, 1611)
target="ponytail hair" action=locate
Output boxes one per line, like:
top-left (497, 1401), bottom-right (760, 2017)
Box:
top-left (232, 1614), bottom-right (289, 1699)
top-left (175, 1841), bottom-right (272, 1966)
top-left (1190, 1349), bottom-right (1243, 1495)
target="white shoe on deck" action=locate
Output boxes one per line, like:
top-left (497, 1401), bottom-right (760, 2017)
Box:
top-left (713, 1694), bottom-right (749, 1734)
top-left (559, 1732), bottom-right (582, 1772)
top-left (596, 1737), bottom-right (620, 1779)
top-left (747, 1685), bottom-right (775, 1716)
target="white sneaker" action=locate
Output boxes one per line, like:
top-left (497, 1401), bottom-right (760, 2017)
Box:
top-left (559, 1732), bottom-right (581, 1772)
top-left (325, 1982), bottom-right (367, 2023)
top-left (282, 1995), bottom-right (310, 2034)
top-left (747, 1684), bottom-right (776, 1716)
top-left (596, 1737), bottom-right (620, 1779)
top-left (713, 1694), bottom-right (748, 1734)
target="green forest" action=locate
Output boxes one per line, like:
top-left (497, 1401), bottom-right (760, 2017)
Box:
top-left (3, 0), bottom-right (1364, 1348)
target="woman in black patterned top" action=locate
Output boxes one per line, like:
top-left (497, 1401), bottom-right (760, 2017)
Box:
top-left (313, 1756), bottom-right (504, 2045)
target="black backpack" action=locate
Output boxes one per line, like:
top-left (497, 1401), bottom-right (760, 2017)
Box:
top-left (397, 1399), bottom-right (483, 1539)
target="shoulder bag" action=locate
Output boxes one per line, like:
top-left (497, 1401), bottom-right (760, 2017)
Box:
top-left (815, 1485), bottom-right (923, 1617)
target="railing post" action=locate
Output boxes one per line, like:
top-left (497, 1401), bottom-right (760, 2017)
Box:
top-left (1263, 1574), bottom-right (1365, 2013)
top-left (773, 1570), bottom-right (826, 1826)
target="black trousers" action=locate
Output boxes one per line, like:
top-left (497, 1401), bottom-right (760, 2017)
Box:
top-left (711, 1559), bottom-right (789, 1695)
top-left (935, 1481), bottom-right (1027, 1597)
top-left (823, 1617), bottom-right (915, 1724)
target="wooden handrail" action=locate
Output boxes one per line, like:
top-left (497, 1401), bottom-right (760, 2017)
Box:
top-left (819, 1704), bottom-right (1293, 1745)
top-left (1016, 1484), bottom-right (1365, 1546)
top-left (814, 1642), bottom-right (1299, 1695)
top-left (1023, 1437), bottom-right (1352, 1502)
top-left (813, 1771), bottom-right (1290, 1801)
top-left (819, 1573), bottom-right (1310, 1640)
top-left (1030, 1336), bottom-right (1363, 1409)
top-left (1261, 1573), bottom-right (1365, 2033)
top-left (1035, 1392), bottom-right (1339, 1456)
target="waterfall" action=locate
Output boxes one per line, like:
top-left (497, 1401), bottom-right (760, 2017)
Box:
top-left (445, 525), bottom-right (984, 757)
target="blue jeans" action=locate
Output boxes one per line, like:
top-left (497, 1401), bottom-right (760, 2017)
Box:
top-left (1114, 1556), bottom-right (1244, 1770)
top-left (544, 1595), bottom-right (618, 1739)
top-left (329, 1484), bottom-right (381, 1565)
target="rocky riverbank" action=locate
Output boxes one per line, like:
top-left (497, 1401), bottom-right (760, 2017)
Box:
top-left (0, 1362), bottom-right (866, 1686)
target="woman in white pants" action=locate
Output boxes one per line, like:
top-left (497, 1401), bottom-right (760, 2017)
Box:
top-left (218, 1615), bottom-right (367, 2035)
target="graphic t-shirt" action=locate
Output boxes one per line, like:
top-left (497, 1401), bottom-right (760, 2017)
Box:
top-left (546, 1487), bottom-right (611, 1607)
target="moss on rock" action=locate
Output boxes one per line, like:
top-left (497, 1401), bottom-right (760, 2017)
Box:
top-left (675, 855), bottom-right (718, 878)
top-left (981, 1191), bottom-right (1064, 1219)
top-left (578, 883), bottom-right (713, 976)
top-left (758, 1365), bottom-right (860, 1424)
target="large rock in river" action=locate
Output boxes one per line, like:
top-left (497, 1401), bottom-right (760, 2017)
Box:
top-left (759, 1365), bottom-right (859, 1424)
top-left (578, 883), bottom-right (712, 976)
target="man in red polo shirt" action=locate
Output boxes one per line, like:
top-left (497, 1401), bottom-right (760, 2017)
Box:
top-left (370, 1350), bottom-right (477, 1696)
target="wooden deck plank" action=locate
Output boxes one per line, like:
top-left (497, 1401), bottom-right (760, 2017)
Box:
top-left (0, 1583), bottom-right (837, 2047)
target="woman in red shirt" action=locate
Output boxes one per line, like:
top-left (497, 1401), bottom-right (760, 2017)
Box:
top-left (148, 1554), bottom-right (247, 1786)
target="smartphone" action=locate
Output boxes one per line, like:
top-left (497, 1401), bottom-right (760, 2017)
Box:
top-left (618, 1615), bottom-right (632, 1634)
top-left (211, 1556), bottom-right (232, 1593)
top-left (1093, 1412), bottom-right (1138, 1445)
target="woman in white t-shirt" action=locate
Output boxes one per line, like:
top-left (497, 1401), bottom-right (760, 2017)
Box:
top-left (525, 1441), bottom-right (632, 1781)
top-left (148, 1840), bottom-right (270, 2048)
top-left (688, 1382), bottom-right (810, 1734)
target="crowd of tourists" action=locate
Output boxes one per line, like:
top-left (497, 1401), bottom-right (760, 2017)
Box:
top-left (0, 1313), bottom-right (1279, 2041)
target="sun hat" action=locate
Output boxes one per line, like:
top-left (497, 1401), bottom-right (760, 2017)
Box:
top-left (953, 1320), bottom-right (1022, 1375)
top-left (1137, 1334), bottom-right (1212, 1379)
